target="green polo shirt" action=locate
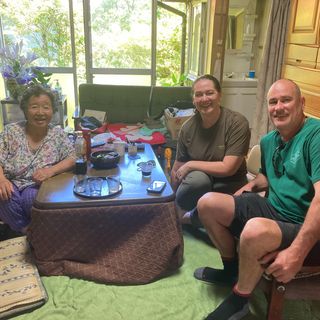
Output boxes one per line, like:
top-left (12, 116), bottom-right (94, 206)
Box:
top-left (260, 118), bottom-right (320, 223)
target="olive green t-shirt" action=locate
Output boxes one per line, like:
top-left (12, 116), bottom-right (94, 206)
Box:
top-left (261, 117), bottom-right (320, 223)
top-left (176, 107), bottom-right (251, 180)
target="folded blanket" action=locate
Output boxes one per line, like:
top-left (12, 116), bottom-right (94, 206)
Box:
top-left (107, 123), bottom-right (166, 145)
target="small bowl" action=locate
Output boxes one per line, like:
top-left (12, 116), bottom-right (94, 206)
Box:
top-left (90, 150), bottom-right (120, 169)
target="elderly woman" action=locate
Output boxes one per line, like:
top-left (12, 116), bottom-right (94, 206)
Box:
top-left (0, 85), bottom-right (76, 233)
top-left (171, 74), bottom-right (251, 226)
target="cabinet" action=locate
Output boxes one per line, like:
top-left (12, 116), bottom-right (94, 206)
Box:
top-left (283, 0), bottom-right (320, 119)
top-left (221, 79), bottom-right (258, 128)
top-left (0, 96), bottom-right (68, 127)
top-left (286, 44), bottom-right (318, 68)
top-left (317, 49), bottom-right (320, 69)
top-left (288, 0), bottom-right (320, 45)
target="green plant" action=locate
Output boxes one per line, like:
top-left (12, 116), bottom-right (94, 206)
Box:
top-left (159, 73), bottom-right (187, 87)
top-left (31, 67), bottom-right (52, 85)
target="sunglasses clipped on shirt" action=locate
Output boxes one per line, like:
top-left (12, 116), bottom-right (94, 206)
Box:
top-left (272, 143), bottom-right (285, 177)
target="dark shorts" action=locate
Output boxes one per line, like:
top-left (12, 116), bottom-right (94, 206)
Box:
top-left (229, 192), bottom-right (301, 250)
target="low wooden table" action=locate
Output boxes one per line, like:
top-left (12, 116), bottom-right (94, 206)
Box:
top-left (28, 144), bottom-right (183, 284)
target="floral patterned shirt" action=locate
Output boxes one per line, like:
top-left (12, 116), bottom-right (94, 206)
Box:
top-left (0, 121), bottom-right (76, 190)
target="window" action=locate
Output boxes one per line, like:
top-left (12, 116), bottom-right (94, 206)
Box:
top-left (0, 0), bottom-right (189, 124)
top-left (188, 1), bottom-right (207, 79)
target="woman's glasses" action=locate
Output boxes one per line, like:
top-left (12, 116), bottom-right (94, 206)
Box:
top-left (272, 144), bottom-right (285, 177)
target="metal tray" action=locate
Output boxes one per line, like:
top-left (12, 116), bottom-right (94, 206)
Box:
top-left (73, 177), bottom-right (122, 199)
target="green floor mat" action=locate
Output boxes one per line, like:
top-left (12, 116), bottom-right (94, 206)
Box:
top-left (14, 228), bottom-right (320, 320)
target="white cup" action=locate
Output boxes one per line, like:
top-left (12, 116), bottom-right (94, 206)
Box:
top-left (73, 175), bottom-right (87, 193)
top-left (107, 175), bottom-right (120, 193)
top-left (137, 162), bottom-right (154, 177)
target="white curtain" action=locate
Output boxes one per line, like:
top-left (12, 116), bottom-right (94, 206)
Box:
top-left (250, 0), bottom-right (291, 146)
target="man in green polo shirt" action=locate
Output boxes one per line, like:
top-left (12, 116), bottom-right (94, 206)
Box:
top-left (194, 79), bottom-right (320, 320)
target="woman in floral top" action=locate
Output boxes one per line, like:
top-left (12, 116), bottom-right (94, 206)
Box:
top-left (0, 85), bottom-right (76, 233)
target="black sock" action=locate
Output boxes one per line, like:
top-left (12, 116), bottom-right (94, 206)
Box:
top-left (205, 290), bottom-right (250, 320)
top-left (222, 257), bottom-right (238, 276)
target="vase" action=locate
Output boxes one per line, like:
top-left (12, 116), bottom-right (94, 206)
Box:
top-left (5, 78), bottom-right (28, 101)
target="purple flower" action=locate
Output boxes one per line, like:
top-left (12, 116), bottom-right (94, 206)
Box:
top-left (0, 40), bottom-right (39, 85)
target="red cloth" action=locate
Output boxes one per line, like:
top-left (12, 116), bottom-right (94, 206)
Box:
top-left (107, 123), bottom-right (166, 145)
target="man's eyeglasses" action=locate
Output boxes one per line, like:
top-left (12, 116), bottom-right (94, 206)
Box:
top-left (272, 145), bottom-right (285, 177)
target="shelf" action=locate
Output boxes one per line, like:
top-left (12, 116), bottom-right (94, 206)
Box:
top-left (222, 78), bottom-right (258, 88)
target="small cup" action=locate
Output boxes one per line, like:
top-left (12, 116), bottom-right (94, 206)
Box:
top-left (107, 175), bottom-right (120, 193)
top-left (88, 177), bottom-right (103, 196)
top-left (248, 70), bottom-right (255, 79)
top-left (73, 174), bottom-right (87, 193)
top-left (74, 158), bottom-right (87, 175)
top-left (114, 141), bottom-right (125, 156)
top-left (128, 144), bottom-right (138, 158)
top-left (137, 162), bottom-right (154, 177)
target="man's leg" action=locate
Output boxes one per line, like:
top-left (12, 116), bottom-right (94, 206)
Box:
top-left (237, 218), bottom-right (282, 292)
top-left (198, 192), bottom-right (237, 256)
top-left (194, 192), bottom-right (239, 284)
top-left (204, 217), bottom-right (283, 320)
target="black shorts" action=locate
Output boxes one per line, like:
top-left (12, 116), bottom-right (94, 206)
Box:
top-left (229, 192), bottom-right (301, 250)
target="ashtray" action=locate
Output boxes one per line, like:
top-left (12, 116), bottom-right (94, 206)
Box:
top-left (91, 151), bottom-right (120, 169)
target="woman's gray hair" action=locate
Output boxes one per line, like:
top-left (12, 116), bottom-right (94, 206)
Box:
top-left (20, 84), bottom-right (57, 116)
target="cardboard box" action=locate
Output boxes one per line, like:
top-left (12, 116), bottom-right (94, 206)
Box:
top-left (84, 109), bottom-right (107, 123)
top-left (164, 109), bottom-right (193, 140)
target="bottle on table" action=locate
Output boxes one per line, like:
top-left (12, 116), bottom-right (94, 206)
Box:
top-left (54, 79), bottom-right (62, 100)
top-left (82, 130), bottom-right (92, 161)
top-left (164, 148), bottom-right (172, 182)
top-left (74, 131), bottom-right (86, 158)
top-left (74, 131), bottom-right (87, 175)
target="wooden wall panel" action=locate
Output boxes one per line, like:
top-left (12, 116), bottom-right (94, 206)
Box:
top-left (282, 65), bottom-right (320, 119)
top-left (288, 0), bottom-right (320, 44)
top-left (286, 44), bottom-right (318, 68)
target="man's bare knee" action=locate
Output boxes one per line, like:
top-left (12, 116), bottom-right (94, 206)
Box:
top-left (198, 192), bottom-right (234, 219)
top-left (240, 218), bottom-right (282, 251)
top-left (197, 192), bottom-right (217, 215)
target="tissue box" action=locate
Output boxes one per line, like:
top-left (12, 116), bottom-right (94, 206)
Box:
top-left (164, 108), bottom-right (194, 140)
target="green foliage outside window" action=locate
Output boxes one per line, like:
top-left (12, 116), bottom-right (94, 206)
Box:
top-left (0, 0), bottom-right (187, 86)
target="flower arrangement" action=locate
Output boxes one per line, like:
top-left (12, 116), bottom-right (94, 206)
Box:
top-left (0, 40), bottom-right (52, 100)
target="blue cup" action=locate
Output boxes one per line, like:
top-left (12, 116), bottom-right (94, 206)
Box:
top-left (248, 71), bottom-right (255, 78)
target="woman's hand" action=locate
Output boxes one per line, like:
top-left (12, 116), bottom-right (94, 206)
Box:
top-left (175, 162), bottom-right (192, 182)
top-left (0, 177), bottom-right (14, 201)
top-left (32, 167), bottom-right (55, 184)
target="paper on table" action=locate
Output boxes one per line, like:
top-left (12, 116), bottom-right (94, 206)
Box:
top-left (91, 132), bottom-right (117, 145)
